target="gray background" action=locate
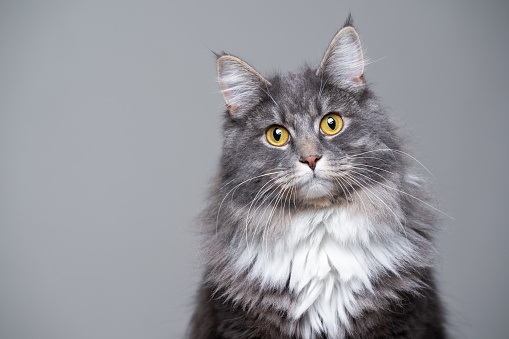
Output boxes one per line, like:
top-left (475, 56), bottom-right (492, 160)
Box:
top-left (1, 1), bottom-right (508, 338)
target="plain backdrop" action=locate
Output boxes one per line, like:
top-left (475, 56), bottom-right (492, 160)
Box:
top-left (1, 1), bottom-right (508, 338)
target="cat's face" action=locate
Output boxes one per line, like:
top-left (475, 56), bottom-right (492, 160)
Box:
top-left (217, 26), bottom-right (399, 210)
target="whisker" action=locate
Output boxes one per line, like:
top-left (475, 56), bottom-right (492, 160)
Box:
top-left (250, 175), bottom-right (297, 248)
top-left (280, 181), bottom-right (292, 222)
top-left (343, 172), bottom-right (400, 219)
top-left (287, 180), bottom-right (296, 226)
top-left (246, 177), bottom-right (283, 226)
top-left (260, 183), bottom-right (288, 251)
top-left (338, 148), bottom-right (435, 178)
top-left (343, 172), bottom-right (408, 239)
top-left (333, 177), bottom-right (354, 211)
top-left (249, 181), bottom-right (283, 239)
top-left (344, 173), bottom-right (382, 217)
top-left (339, 149), bottom-right (396, 161)
top-left (249, 175), bottom-right (295, 222)
top-left (219, 167), bottom-right (286, 190)
top-left (244, 179), bottom-right (281, 248)
top-left (216, 171), bottom-right (284, 233)
top-left (347, 163), bottom-right (398, 177)
top-left (349, 169), bottom-right (453, 220)
top-left (389, 149), bottom-right (435, 179)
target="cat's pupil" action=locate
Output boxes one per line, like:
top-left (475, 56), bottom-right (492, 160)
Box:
top-left (327, 117), bottom-right (336, 130)
top-left (273, 128), bottom-right (282, 141)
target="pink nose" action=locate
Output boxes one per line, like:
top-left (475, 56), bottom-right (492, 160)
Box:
top-left (299, 155), bottom-right (322, 170)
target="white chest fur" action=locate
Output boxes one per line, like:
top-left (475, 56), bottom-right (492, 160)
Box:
top-left (232, 207), bottom-right (414, 338)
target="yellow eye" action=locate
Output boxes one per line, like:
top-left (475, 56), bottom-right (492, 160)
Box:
top-left (266, 125), bottom-right (290, 146)
top-left (320, 113), bottom-right (343, 135)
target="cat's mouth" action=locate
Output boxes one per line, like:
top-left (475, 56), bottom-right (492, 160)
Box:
top-left (294, 158), bottom-right (339, 203)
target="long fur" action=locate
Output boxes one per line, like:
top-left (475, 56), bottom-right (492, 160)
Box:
top-left (187, 19), bottom-right (446, 339)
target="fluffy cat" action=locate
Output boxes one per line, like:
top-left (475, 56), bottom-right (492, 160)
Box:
top-left (187, 17), bottom-right (446, 339)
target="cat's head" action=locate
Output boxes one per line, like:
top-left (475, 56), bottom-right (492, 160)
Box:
top-left (215, 22), bottom-right (402, 212)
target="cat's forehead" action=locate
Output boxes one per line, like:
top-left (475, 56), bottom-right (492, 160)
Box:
top-left (273, 71), bottom-right (319, 103)
top-left (266, 70), bottom-right (323, 120)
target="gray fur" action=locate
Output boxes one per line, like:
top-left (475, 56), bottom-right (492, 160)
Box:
top-left (188, 19), bottom-right (446, 339)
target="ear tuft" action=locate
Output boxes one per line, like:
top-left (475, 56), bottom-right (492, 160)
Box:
top-left (317, 26), bottom-right (365, 90)
top-left (343, 12), bottom-right (354, 28)
top-left (217, 55), bottom-right (270, 116)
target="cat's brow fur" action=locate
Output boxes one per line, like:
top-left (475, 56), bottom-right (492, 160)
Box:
top-left (188, 17), bottom-right (446, 339)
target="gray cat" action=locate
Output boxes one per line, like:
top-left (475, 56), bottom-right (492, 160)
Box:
top-left (187, 17), bottom-right (446, 339)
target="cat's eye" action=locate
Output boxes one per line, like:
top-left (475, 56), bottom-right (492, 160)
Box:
top-left (320, 113), bottom-right (343, 136)
top-left (266, 126), bottom-right (290, 146)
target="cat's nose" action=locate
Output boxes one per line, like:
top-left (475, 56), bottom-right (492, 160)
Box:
top-left (299, 155), bottom-right (322, 171)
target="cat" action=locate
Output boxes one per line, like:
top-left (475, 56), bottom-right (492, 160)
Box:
top-left (187, 16), bottom-right (446, 339)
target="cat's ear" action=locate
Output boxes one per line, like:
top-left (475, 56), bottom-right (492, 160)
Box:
top-left (217, 55), bottom-right (270, 116)
top-left (317, 26), bottom-right (365, 89)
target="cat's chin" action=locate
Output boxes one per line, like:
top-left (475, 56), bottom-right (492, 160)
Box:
top-left (298, 179), bottom-right (334, 206)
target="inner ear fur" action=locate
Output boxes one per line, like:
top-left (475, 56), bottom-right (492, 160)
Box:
top-left (317, 26), bottom-right (365, 87)
top-left (217, 55), bottom-right (270, 116)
